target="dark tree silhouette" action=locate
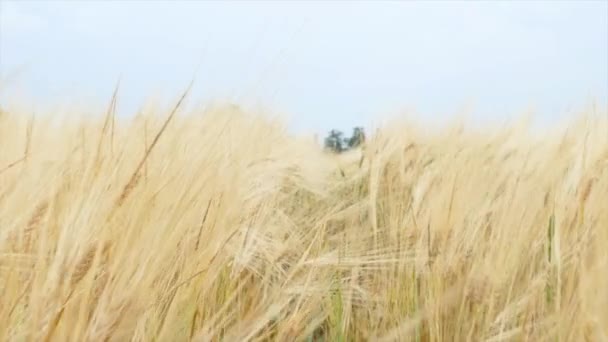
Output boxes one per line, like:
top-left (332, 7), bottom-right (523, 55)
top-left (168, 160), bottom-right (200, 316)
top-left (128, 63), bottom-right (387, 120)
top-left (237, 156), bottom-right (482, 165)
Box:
top-left (324, 129), bottom-right (345, 153)
top-left (347, 127), bottom-right (365, 148)
top-left (324, 127), bottom-right (366, 153)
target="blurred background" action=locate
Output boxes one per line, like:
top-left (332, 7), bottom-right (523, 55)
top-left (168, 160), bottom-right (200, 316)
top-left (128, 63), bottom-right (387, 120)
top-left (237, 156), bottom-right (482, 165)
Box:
top-left (0, 0), bottom-right (606, 134)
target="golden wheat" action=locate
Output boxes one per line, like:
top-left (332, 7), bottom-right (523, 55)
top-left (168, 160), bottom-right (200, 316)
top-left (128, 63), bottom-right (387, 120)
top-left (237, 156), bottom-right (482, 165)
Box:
top-left (0, 102), bottom-right (606, 341)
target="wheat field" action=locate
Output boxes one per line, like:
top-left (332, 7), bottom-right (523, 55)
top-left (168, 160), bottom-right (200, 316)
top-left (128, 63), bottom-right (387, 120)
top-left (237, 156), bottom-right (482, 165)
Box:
top-left (0, 96), bottom-right (607, 341)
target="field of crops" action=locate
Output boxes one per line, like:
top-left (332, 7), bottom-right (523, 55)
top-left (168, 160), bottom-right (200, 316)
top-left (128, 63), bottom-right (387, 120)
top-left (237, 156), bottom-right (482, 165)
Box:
top-left (0, 100), bottom-right (607, 341)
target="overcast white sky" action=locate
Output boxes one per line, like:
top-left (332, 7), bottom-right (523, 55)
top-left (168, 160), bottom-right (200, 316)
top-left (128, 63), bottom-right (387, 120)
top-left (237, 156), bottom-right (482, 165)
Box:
top-left (0, 1), bottom-right (607, 133)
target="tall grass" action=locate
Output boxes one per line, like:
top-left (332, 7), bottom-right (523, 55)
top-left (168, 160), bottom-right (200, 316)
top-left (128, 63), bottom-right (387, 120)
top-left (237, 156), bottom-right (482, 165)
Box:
top-left (0, 102), bottom-right (606, 341)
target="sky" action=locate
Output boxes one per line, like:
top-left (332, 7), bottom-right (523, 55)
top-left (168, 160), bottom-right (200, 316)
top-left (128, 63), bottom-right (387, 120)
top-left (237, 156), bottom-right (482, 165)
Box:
top-left (0, 0), bottom-right (607, 134)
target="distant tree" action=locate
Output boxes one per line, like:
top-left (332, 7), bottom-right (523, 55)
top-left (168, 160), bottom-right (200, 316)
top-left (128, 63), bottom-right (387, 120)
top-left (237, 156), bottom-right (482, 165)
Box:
top-left (324, 127), bottom-right (366, 153)
top-left (324, 129), bottom-right (345, 153)
top-left (347, 127), bottom-right (365, 148)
